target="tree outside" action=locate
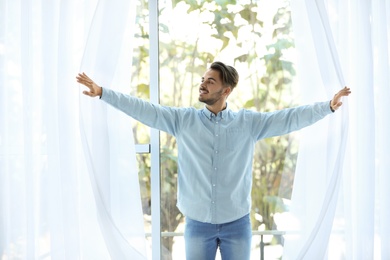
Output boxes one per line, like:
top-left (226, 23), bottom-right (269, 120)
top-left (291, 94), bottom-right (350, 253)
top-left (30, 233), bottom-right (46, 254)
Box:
top-left (130, 0), bottom-right (299, 258)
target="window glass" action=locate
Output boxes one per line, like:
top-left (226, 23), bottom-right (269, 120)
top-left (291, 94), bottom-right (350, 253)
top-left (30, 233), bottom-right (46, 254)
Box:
top-left (132, 0), bottom-right (299, 258)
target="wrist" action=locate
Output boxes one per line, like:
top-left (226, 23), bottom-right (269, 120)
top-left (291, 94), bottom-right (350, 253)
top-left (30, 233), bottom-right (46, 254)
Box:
top-left (329, 100), bottom-right (335, 112)
top-left (98, 86), bottom-right (103, 99)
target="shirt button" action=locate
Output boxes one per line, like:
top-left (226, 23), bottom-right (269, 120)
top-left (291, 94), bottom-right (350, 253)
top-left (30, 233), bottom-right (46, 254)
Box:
top-left (212, 201), bottom-right (215, 203)
top-left (215, 134), bottom-right (219, 137)
top-left (213, 184), bottom-right (216, 187)
top-left (214, 168), bottom-right (217, 170)
top-left (216, 121), bottom-right (219, 124)
top-left (215, 150), bottom-right (218, 153)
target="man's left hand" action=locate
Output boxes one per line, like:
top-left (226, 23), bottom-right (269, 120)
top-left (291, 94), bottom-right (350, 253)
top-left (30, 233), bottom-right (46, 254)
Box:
top-left (331, 86), bottom-right (351, 111)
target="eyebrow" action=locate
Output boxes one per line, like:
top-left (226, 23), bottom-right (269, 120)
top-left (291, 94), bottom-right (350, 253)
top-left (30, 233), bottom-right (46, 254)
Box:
top-left (202, 77), bottom-right (217, 82)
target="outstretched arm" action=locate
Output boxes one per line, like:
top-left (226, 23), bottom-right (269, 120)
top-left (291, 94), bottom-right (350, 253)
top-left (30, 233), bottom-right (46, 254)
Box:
top-left (330, 86), bottom-right (351, 112)
top-left (251, 86), bottom-right (352, 140)
top-left (75, 72), bottom-right (185, 135)
top-left (76, 72), bottom-right (102, 97)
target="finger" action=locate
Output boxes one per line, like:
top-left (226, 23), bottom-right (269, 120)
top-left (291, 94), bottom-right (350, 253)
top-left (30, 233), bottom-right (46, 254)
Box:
top-left (76, 77), bottom-right (88, 84)
top-left (77, 73), bottom-right (89, 81)
top-left (77, 73), bottom-right (94, 85)
top-left (82, 72), bottom-right (94, 82)
top-left (76, 74), bottom-right (88, 82)
top-left (77, 80), bottom-right (92, 89)
top-left (77, 78), bottom-right (95, 90)
top-left (331, 101), bottom-right (343, 110)
top-left (335, 88), bottom-right (351, 98)
top-left (339, 91), bottom-right (351, 97)
top-left (76, 75), bottom-right (85, 82)
top-left (82, 90), bottom-right (94, 97)
top-left (341, 86), bottom-right (351, 94)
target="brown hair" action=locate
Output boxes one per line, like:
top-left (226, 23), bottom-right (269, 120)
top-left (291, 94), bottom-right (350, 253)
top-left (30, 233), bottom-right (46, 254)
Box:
top-left (210, 61), bottom-right (239, 90)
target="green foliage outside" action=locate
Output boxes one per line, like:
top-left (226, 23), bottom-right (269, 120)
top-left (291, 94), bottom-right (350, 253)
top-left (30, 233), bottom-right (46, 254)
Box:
top-left (131, 0), bottom-right (300, 258)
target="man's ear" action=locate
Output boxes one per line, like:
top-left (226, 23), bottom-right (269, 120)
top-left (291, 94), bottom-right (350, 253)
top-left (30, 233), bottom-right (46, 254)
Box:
top-left (224, 86), bottom-right (232, 96)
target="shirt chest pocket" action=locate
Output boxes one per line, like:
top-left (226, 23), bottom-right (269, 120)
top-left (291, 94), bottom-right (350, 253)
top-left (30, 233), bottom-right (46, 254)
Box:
top-left (225, 127), bottom-right (244, 151)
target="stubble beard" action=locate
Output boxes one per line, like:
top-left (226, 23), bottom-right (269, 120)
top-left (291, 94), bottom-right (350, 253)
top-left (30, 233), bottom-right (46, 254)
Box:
top-left (198, 88), bottom-right (224, 106)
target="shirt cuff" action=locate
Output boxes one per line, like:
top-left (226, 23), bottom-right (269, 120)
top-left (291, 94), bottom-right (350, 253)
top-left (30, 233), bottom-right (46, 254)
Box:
top-left (99, 87), bottom-right (104, 99)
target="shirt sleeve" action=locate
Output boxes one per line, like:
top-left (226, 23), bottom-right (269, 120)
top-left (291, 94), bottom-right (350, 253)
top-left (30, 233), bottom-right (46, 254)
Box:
top-left (100, 87), bottom-right (183, 136)
top-left (251, 101), bottom-right (333, 140)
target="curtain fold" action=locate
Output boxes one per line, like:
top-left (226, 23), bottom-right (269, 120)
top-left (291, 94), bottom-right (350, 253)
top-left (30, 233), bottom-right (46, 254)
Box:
top-left (0, 0), bottom-right (147, 259)
top-left (284, 0), bottom-right (390, 259)
top-left (372, 1), bottom-right (390, 259)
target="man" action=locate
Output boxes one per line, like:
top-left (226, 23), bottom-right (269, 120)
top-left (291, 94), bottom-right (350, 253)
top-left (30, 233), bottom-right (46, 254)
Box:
top-left (76, 61), bottom-right (351, 260)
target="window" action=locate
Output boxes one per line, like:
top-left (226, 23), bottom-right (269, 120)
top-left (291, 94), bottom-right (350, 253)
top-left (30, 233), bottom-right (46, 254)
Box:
top-left (131, 0), bottom-right (299, 258)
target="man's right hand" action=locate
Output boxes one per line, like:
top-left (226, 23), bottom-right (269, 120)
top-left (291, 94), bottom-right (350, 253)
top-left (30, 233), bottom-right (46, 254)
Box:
top-left (76, 72), bottom-right (102, 98)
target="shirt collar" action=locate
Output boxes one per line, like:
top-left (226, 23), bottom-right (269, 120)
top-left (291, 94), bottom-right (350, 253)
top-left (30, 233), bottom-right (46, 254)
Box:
top-left (202, 103), bottom-right (229, 120)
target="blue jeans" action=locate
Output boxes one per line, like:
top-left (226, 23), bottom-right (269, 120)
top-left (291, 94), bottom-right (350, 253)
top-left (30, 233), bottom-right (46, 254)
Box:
top-left (184, 214), bottom-right (252, 260)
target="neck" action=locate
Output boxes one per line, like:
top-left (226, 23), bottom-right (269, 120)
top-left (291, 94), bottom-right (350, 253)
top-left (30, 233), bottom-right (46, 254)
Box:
top-left (206, 102), bottom-right (227, 115)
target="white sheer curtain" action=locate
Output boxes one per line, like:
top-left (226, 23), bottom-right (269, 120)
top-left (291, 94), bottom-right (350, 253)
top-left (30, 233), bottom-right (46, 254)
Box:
top-left (0, 0), bottom-right (147, 259)
top-left (283, 0), bottom-right (390, 259)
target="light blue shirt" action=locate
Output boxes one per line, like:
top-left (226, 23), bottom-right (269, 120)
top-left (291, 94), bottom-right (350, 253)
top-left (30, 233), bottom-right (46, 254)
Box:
top-left (101, 88), bottom-right (333, 224)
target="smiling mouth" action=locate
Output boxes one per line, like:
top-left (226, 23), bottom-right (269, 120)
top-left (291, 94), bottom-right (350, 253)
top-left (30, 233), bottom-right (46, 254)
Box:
top-left (199, 89), bottom-right (208, 95)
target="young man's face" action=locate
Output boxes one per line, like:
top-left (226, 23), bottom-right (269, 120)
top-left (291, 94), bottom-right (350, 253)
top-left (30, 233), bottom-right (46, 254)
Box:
top-left (199, 69), bottom-right (228, 106)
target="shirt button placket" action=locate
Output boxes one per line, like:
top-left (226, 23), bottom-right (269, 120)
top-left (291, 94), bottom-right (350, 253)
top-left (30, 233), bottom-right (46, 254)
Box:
top-left (211, 118), bottom-right (221, 222)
